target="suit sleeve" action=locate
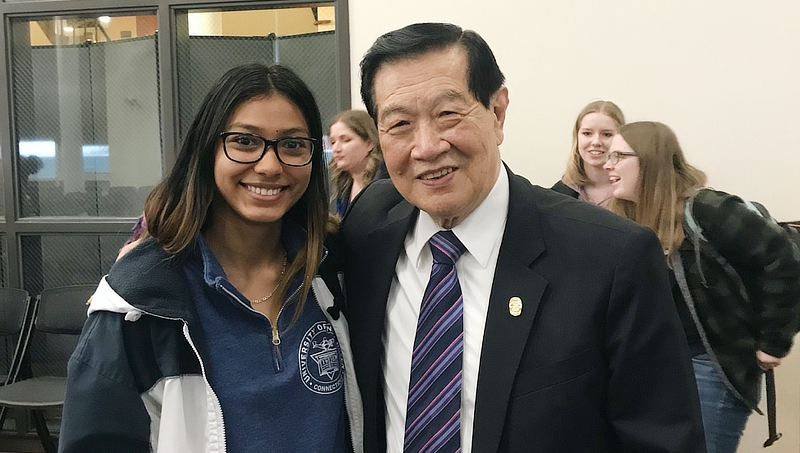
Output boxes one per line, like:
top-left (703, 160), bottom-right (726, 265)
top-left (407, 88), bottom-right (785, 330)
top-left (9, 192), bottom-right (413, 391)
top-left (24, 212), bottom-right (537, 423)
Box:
top-left (59, 312), bottom-right (152, 453)
top-left (605, 227), bottom-right (706, 452)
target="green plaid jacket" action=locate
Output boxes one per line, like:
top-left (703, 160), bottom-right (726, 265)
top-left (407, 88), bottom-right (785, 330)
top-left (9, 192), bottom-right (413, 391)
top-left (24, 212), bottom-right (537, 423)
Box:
top-left (674, 188), bottom-right (800, 409)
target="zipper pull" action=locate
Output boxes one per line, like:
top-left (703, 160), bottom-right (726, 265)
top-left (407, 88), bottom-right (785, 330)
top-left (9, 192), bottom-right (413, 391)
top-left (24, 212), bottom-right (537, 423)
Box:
top-left (272, 324), bottom-right (281, 345)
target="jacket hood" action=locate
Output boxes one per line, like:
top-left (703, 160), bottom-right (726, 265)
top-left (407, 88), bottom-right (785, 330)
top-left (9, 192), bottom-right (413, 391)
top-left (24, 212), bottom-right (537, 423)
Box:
top-left (105, 237), bottom-right (197, 322)
top-left (88, 277), bottom-right (146, 322)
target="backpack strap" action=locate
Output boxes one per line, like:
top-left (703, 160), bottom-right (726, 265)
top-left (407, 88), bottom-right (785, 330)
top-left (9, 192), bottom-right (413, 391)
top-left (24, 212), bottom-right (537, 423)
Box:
top-left (764, 369), bottom-right (782, 447)
top-left (743, 199), bottom-right (774, 221)
top-left (683, 192), bottom-right (709, 287)
top-left (683, 191), bottom-right (752, 301)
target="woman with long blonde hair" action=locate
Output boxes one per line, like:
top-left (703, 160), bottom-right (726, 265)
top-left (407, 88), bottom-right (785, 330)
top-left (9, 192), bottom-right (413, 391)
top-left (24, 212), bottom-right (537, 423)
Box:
top-left (552, 100), bottom-right (625, 207)
top-left (328, 109), bottom-right (386, 216)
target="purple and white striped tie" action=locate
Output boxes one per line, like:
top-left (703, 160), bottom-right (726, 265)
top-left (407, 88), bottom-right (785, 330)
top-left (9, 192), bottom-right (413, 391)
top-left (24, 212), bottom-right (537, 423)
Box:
top-left (404, 230), bottom-right (466, 453)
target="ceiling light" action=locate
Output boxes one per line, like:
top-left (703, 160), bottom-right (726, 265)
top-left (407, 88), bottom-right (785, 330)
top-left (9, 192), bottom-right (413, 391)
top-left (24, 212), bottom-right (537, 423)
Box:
top-left (63, 26), bottom-right (74, 33)
top-left (98, 16), bottom-right (111, 24)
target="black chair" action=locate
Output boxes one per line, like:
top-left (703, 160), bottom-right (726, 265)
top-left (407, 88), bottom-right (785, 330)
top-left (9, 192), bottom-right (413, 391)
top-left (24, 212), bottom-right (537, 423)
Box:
top-left (0, 288), bottom-right (32, 434)
top-left (0, 288), bottom-right (32, 385)
top-left (0, 285), bottom-right (94, 453)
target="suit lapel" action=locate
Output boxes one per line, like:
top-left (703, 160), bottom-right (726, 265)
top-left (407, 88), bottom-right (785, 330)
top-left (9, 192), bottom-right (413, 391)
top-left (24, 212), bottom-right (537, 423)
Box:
top-left (472, 171), bottom-right (548, 452)
top-left (360, 198), bottom-right (418, 448)
top-left (366, 199), bottom-right (418, 333)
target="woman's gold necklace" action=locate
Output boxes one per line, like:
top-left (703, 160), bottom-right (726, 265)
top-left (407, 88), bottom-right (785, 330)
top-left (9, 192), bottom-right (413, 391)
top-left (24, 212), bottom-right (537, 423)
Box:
top-left (251, 254), bottom-right (288, 305)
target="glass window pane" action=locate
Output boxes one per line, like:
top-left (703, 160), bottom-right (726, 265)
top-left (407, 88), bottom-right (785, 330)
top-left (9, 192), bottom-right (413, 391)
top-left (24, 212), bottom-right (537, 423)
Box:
top-left (20, 234), bottom-right (127, 296)
top-left (10, 13), bottom-right (162, 218)
top-left (175, 5), bottom-right (338, 139)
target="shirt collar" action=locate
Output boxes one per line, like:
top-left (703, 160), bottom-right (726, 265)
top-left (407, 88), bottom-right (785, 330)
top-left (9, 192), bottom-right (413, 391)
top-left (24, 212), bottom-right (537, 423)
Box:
top-left (406, 167), bottom-right (509, 268)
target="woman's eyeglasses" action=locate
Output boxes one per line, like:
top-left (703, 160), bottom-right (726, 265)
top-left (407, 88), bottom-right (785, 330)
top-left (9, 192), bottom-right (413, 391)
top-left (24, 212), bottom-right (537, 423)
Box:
top-left (606, 151), bottom-right (637, 165)
top-left (220, 132), bottom-right (316, 167)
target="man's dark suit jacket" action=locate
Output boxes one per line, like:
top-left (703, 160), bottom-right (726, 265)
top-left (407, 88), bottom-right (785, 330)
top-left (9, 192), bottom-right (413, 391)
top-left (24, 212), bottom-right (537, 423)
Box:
top-left (340, 167), bottom-right (705, 452)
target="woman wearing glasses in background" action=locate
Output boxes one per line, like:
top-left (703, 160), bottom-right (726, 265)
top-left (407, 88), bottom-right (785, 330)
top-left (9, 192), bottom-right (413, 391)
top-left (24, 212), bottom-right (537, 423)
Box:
top-left (552, 100), bottom-right (625, 207)
top-left (60, 63), bottom-right (363, 453)
top-left (603, 121), bottom-right (800, 453)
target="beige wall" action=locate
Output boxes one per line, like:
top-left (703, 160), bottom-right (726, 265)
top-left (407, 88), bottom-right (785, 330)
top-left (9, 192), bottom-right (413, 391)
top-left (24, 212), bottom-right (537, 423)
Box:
top-left (348, 0), bottom-right (800, 222)
top-left (348, 1), bottom-right (800, 451)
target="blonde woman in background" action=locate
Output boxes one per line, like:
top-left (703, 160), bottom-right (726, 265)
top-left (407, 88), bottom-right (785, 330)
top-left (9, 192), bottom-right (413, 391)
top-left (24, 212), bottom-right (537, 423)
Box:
top-left (604, 121), bottom-right (800, 453)
top-left (552, 100), bottom-right (625, 207)
top-left (328, 110), bottom-right (387, 217)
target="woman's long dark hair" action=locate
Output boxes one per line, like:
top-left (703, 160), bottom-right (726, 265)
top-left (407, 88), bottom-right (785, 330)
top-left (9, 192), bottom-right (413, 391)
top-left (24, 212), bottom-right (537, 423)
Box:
top-left (145, 63), bottom-right (329, 312)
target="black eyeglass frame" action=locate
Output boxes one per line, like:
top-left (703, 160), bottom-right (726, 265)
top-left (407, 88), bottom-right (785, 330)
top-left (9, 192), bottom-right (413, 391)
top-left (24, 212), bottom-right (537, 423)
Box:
top-left (219, 132), bottom-right (317, 167)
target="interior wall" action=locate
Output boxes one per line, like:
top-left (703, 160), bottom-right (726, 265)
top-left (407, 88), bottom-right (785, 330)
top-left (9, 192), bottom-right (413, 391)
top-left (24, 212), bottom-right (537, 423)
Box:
top-left (220, 9), bottom-right (314, 37)
top-left (105, 16), bottom-right (138, 41)
top-left (189, 8), bottom-right (329, 37)
top-left (347, 0), bottom-right (800, 222)
top-left (347, 1), bottom-right (800, 452)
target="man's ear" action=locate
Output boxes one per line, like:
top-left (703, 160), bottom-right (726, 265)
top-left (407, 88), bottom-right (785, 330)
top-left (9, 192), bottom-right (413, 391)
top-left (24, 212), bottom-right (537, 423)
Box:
top-left (491, 86), bottom-right (509, 145)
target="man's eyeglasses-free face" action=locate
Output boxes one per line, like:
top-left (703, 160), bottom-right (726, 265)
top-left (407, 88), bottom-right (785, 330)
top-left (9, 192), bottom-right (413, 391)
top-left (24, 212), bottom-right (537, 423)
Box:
top-left (220, 132), bottom-right (316, 166)
top-left (606, 151), bottom-right (637, 165)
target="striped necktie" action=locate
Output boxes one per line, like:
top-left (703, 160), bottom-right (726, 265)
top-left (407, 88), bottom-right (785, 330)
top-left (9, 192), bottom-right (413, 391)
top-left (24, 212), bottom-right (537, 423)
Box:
top-left (404, 230), bottom-right (466, 453)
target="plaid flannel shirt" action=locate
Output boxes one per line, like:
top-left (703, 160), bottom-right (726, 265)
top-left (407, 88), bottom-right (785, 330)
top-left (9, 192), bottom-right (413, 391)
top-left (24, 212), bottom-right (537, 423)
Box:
top-left (675, 188), bottom-right (800, 409)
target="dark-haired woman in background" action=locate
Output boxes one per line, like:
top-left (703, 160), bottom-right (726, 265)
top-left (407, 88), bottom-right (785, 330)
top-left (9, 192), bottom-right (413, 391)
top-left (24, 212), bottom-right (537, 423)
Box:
top-left (60, 63), bottom-right (363, 453)
top-left (552, 100), bottom-right (625, 207)
top-left (604, 121), bottom-right (800, 453)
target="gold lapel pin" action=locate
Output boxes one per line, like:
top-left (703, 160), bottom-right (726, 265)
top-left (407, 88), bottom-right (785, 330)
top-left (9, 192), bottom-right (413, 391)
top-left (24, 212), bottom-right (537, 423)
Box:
top-left (508, 297), bottom-right (522, 317)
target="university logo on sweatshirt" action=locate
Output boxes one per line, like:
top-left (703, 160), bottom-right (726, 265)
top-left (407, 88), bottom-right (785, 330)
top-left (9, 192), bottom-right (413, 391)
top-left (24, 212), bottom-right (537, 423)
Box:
top-left (299, 321), bottom-right (344, 394)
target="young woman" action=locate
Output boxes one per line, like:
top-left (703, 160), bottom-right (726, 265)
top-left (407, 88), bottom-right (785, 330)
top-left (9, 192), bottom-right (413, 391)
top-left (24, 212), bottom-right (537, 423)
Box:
top-left (60, 63), bottom-right (363, 453)
top-left (604, 121), bottom-right (800, 453)
top-left (552, 100), bottom-right (625, 207)
top-left (328, 109), bottom-right (386, 217)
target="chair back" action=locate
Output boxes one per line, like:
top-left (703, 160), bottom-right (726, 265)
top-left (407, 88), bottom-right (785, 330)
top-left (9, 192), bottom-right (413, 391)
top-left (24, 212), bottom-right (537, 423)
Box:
top-left (27, 285), bottom-right (94, 379)
top-left (0, 289), bottom-right (30, 336)
top-left (0, 289), bottom-right (31, 384)
top-left (36, 285), bottom-right (94, 335)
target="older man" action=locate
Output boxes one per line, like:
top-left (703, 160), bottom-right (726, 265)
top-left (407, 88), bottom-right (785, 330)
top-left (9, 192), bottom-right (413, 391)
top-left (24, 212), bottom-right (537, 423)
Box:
top-left (340, 23), bottom-right (705, 452)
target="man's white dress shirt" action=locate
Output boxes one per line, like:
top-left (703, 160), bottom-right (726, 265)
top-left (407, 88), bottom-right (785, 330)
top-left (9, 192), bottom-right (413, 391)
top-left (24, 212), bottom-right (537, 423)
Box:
top-left (383, 169), bottom-right (509, 453)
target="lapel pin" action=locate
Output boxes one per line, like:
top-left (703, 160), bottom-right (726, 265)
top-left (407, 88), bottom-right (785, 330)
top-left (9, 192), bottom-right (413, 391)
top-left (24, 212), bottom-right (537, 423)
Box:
top-left (508, 296), bottom-right (522, 317)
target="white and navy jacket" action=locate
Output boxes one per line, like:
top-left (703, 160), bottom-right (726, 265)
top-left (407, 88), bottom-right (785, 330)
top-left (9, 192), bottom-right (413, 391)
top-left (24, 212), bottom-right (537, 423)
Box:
top-left (58, 236), bottom-right (363, 453)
